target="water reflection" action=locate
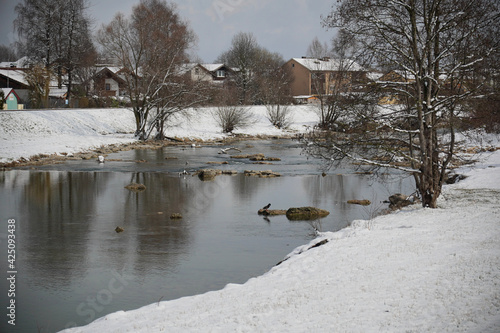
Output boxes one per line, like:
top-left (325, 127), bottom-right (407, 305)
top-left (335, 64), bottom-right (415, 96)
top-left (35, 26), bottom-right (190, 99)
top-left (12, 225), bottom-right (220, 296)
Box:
top-left (0, 142), bottom-right (415, 332)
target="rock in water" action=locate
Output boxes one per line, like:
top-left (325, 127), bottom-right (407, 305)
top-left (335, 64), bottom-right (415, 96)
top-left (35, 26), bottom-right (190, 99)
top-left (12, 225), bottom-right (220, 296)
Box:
top-left (286, 207), bottom-right (330, 221)
top-left (347, 199), bottom-right (371, 206)
top-left (125, 183), bottom-right (146, 192)
top-left (197, 169), bottom-right (220, 181)
top-left (258, 209), bottom-right (287, 216)
top-left (388, 193), bottom-right (412, 210)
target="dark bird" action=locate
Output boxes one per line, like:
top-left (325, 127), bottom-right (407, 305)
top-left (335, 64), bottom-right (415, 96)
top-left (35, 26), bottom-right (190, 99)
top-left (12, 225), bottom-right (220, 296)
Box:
top-left (262, 203), bottom-right (271, 210)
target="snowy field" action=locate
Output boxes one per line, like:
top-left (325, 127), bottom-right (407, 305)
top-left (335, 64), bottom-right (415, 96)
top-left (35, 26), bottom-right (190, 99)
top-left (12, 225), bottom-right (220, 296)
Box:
top-left (0, 109), bottom-right (136, 163)
top-left (0, 106), bottom-right (318, 163)
top-left (57, 146), bottom-right (500, 332)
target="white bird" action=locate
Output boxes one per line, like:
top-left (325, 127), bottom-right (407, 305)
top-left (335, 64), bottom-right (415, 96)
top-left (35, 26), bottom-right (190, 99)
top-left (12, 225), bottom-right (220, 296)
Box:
top-left (97, 155), bottom-right (105, 163)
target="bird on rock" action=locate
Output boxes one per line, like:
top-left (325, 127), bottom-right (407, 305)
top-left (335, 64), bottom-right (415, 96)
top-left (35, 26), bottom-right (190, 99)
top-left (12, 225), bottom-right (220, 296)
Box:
top-left (262, 203), bottom-right (271, 210)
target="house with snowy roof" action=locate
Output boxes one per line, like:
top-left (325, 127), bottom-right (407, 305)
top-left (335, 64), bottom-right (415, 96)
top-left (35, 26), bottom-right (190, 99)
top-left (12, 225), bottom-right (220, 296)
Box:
top-left (88, 67), bottom-right (128, 98)
top-left (283, 57), bottom-right (367, 98)
top-left (0, 67), bottom-right (30, 106)
top-left (1, 88), bottom-right (22, 110)
top-left (187, 63), bottom-right (235, 84)
top-left (0, 66), bottom-right (74, 108)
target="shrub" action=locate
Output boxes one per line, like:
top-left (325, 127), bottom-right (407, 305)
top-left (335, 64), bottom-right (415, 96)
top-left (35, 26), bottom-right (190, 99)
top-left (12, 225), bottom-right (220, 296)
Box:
top-left (265, 104), bottom-right (292, 129)
top-left (212, 105), bottom-right (253, 133)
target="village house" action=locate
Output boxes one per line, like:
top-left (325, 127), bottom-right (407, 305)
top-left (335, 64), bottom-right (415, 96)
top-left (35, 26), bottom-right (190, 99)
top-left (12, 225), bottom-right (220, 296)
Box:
top-left (0, 67), bottom-right (30, 108)
top-left (187, 63), bottom-right (234, 84)
top-left (89, 67), bottom-right (128, 98)
top-left (374, 69), bottom-right (473, 105)
top-left (0, 58), bottom-right (73, 108)
top-left (282, 57), bottom-right (367, 99)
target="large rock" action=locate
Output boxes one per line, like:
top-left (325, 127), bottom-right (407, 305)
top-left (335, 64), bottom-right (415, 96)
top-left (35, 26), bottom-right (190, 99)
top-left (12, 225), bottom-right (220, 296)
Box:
top-left (197, 169), bottom-right (220, 181)
top-left (286, 207), bottom-right (330, 221)
top-left (388, 193), bottom-right (411, 210)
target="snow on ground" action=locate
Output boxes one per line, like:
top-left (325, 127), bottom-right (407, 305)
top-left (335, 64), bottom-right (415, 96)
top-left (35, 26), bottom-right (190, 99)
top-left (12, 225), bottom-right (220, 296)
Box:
top-left (2, 106), bottom-right (498, 332)
top-left (60, 148), bottom-right (500, 332)
top-left (0, 109), bottom-right (137, 163)
top-left (0, 106), bottom-right (318, 163)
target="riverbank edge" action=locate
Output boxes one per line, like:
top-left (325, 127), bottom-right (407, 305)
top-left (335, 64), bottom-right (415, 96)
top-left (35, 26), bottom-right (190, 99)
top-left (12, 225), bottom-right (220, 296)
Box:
top-left (0, 133), bottom-right (299, 169)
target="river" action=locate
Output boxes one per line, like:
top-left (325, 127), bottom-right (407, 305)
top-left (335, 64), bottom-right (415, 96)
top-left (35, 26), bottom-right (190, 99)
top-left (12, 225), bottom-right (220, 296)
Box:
top-left (0, 139), bottom-right (414, 332)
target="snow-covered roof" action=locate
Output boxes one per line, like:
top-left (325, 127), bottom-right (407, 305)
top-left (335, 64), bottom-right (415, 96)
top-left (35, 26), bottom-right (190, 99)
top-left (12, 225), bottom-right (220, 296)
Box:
top-left (106, 67), bottom-right (122, 74)
top-left (49, 87), bottom-right (67, 98)
top-left (292, 57), bottom-right (364, 72)
top-left (201, 64), bottom-right (225, 72)
top-left (0, 57), bottom-right (31, 69)
top-left (1, 88), bottom-right (14, 97)
top-left (367, 72), bottom-right (384, 81)
top-left (0, 62), bottom-right (15, 68)
top-left (0, 69), bottom-right (29, 86)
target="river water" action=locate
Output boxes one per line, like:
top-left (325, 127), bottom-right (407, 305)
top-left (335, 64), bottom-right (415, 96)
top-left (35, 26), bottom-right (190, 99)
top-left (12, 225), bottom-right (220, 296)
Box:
top-left (0, 140), bottom-right (414, 332)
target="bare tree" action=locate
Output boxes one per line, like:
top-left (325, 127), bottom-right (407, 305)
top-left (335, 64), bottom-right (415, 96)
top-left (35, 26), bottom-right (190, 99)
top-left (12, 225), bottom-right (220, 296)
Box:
top-left (216, 32), bottom-right (261, 104)
top-left (0, 45), bottom-right (18, 62)
top-left (307, 0), bottom-right (500, 208)
top-left (15, 0), bottom-right (95, 104)
top-left (212, 105), bottom-right (253, 133)
top-left (24, 65), bottom-right (52, 109)
top-left (306, 37), bottom-right (331, 59)
top-left (211, 87), bottom-right (253, 133)
top-left (257, 52), bottom-right (294, 128)
top-left (98, 0), bottom-right (207, 140)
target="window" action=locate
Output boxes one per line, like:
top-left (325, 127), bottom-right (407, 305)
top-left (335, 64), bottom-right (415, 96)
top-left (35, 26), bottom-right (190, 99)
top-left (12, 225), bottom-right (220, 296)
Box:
top-left (216, 70), bottom-right (225, 78)
top-left (105, 83), bottom-right (111, 91)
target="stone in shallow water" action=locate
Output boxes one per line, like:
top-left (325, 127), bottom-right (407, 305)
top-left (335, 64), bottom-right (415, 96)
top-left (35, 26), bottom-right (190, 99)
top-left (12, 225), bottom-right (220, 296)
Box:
top-left (124, 183), bottom-right (146, 192)
top-left (285, 207), bottom-right (330, 220)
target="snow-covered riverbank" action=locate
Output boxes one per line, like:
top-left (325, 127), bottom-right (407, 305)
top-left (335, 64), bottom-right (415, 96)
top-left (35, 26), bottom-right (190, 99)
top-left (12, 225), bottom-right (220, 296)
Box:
top-left (2, 106), bottom-right (498, 332)
top-left (58, 149), bottom-right (500, 332)
top-left (0, 106), bottom-right (318, 164)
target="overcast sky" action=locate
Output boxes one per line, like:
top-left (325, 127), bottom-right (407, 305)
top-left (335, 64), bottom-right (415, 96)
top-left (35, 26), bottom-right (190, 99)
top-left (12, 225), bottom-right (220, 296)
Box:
top-left (0, 0), bottom-right (337, 62)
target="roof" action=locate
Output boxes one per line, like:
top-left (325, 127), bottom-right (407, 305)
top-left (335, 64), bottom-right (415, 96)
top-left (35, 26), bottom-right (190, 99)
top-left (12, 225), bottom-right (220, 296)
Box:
top-left (93, 67), bottom-right (128, 84)
top-left (367, 72), bottom-right (384, 81)
top-left (0, 57), bottom-right (30, 69)
top-left (292, 57), bottom-right (365, 72)
top-left (0, 69), bottom-right (29, 86)
top-left (201, 64), bottom-right (225, 72)
top-left (1, 88), bottom-right (20, 100)
top-left (1, 88), bottom-right (13, 97)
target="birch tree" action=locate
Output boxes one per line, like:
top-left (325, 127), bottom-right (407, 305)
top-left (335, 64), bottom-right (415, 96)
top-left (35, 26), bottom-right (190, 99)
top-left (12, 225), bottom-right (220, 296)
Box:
top-left (306, 0), bottom-right (500, 208)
